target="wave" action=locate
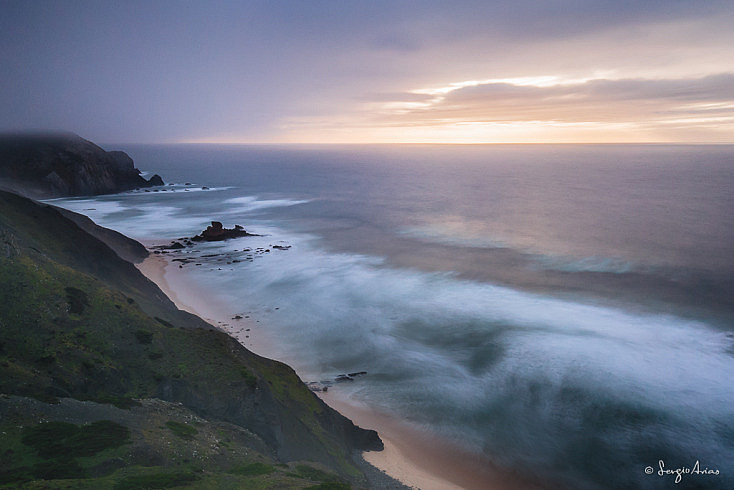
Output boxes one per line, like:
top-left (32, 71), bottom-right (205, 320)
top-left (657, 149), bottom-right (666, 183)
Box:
top-left (47, 193), bottom-right (307, 239)
top-left (180, 225), bottom-right (734, 487)
top-left (45, 197), bottom-right (129, 216)
top-left (400, 223), bottom-right (512, 250)
top-left (530, 254), bottom-right (646, 274)
top-left (49, 196), bottom-right (212, 238)
top-left (224, 195), bottom-right (309, 213)
top-left (400, 222), bottom-right (656, 275)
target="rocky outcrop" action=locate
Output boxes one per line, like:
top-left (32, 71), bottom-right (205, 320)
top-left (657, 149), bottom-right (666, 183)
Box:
top-left (146, 173), bottom-right (165, 186)
top-left (192, 221), bottom-right (258, 241)
top-left (0, 131), bottom-right (163, 197)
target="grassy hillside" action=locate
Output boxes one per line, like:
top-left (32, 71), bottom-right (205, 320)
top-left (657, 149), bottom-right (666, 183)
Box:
top-left (0, 190), bottom-right (383, 488)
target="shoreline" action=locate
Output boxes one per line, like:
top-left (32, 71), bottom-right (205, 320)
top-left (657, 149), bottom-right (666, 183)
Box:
top-left (137, 252), bottom-right (540, 490)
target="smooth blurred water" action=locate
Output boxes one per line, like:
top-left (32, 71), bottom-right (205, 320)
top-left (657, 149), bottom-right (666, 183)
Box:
top-left (53, 144), bottom-right (734, 489)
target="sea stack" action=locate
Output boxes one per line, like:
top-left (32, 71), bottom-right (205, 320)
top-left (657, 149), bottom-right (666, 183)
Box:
top-left (192, 221), bottom-right (257, 241)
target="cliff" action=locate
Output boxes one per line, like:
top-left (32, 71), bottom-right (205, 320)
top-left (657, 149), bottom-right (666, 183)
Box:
top-left (0, 189), bottom-right (385, 488)
top-left (0, 132), bottom-right (162, 198)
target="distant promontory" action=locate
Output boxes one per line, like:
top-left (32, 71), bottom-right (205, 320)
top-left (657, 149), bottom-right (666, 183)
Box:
top-left (0, 131), bottom-right (163, 197)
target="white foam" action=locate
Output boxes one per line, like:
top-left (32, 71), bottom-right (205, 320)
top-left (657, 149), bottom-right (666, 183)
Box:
top-left (49, 197), bottom-right (207, 239)
top-left (401, 223), bottom-right (650, 274)
top-left (190, 228), bottom-right (734, 425)
top-left (400, 223), bottom-right (511, 250)
top-left (47, 198), bottom-right (129, 218)
top-left (531, 254), bottom-right (644, 274)
top-left (224, 195), bottom-right (309, 213)
top-left (116, 204), bottom-right (208, 238)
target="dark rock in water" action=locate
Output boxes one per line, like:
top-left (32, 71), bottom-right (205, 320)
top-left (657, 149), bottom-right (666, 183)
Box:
top-left (272, 244), bottom-right (291, 250)
top-left (333, 372), bottom-right (367, 383)
top-left (147, 174), bottom-right (164, 186)
top-left (0, 131), bottom-right (164, 197)
top-left (191, 221), bottom-right (259, 241)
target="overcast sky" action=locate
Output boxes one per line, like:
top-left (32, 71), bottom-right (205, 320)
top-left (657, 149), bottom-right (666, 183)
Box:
top-left (1, 1), bottom-right (733, 143)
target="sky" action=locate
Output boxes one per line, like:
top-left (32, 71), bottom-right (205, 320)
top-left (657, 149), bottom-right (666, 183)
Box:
top-left (1, 0), bottom-right (733, 144)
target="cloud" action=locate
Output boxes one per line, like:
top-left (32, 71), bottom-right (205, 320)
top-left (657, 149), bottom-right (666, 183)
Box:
top-left (358, 92), bottom-right (436, 103)
top-left (376, 74), bottom-right (734, 126)
top-left (1, 1), bottom-right (733, 142)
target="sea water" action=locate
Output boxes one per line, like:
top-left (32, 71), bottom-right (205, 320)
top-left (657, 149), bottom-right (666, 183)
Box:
top-left (51, 144), bottom-right (734, 489)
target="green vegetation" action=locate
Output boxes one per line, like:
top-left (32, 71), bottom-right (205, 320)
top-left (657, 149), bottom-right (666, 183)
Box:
top-left (165, 420), bottom-right (198, 439)
top-left (112, 471), bottom-right (200, 489)
top-left (240, 367), bottom-right (259, 389)
top-left (22, 420), bottom-right (130, 458)
top-left (134, 329), bottom-right (154, 344)
top-left (1, 420), bottom-right (129, 483)
top-left (0, 397), bottom-right (361, 489)
top-left (65, 286), bottom-right (89, 314)
top-left (289, 464), bottom-right (345, 485)
top-left (0, 189), bottom-right (374, 488)
top-left (229, 462), bottom-right (276, 476)
top-left (305, 483), bottom-right (352, 490)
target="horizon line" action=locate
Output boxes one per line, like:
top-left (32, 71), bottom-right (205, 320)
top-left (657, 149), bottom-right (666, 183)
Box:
top-left (107, 140), bottom-right (734, 147)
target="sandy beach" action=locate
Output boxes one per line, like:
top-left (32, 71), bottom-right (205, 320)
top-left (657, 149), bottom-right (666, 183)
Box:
top-left (137, 252), bottom-right (541, 490)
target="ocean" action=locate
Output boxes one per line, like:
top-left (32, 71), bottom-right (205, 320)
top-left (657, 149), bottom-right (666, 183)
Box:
top-left (51, 144), bottom-right (734, 489)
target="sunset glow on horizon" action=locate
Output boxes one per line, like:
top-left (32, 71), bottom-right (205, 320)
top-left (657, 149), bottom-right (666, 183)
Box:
top-left (2, 1), bottom-right (733, 144)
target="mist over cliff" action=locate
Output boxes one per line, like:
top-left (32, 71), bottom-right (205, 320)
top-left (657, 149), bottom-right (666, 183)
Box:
top-left (0, 131), bottom-right (162, 198)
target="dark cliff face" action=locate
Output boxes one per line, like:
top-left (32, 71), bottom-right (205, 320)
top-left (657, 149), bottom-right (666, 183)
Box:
top-left (0, 189), bottom-right (382, 482)
top-left (0, 132), bottom-right (162, 197)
